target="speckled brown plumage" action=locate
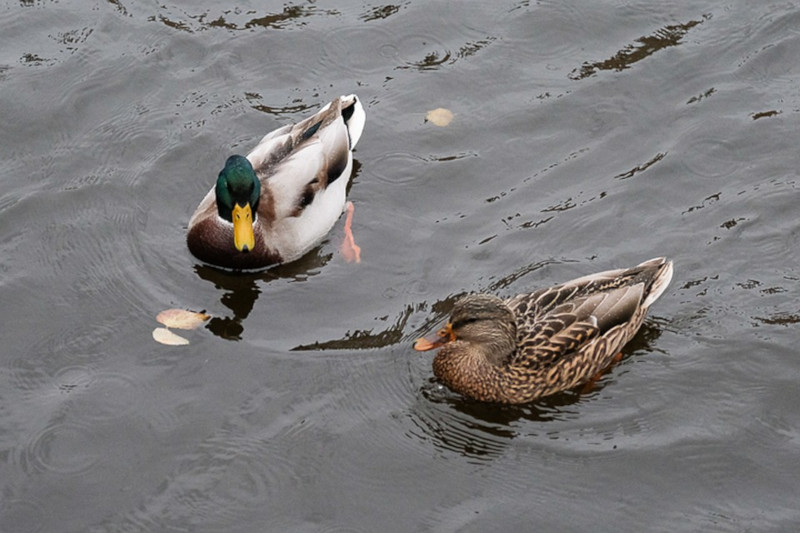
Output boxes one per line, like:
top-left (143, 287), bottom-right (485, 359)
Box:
top-left (419, 257), bottom-right (674, 404)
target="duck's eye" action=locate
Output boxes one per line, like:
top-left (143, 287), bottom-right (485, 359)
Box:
top-left (299, 189), bottom-right (314, 208)
top-left (437, 328), bottom-right (448, 337)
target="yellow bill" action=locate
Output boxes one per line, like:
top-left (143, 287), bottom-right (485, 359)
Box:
top-left (233, 203), bottom-right (255, 252)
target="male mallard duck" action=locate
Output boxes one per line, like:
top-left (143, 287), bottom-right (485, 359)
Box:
top-left (187, 94), bottom-right (366, 270)
top-left (414, 257), bottom-right (674, 404)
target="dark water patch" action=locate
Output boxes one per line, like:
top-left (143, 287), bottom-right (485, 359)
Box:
top-left (682, 191), bottom-right (722, 214)
top-left (360, 3), bottom-right (407, 22)
top-left (150, 3), bottom-right (339, 33)
top-left (750, 109), bottom-right (780, 120)
top-left (687, 87), bottom-right (716, 104)
top-left (614, 152), bottom-right (667, 180)
top-left (569, 15), bottom-right (710, 80)
top-left (19, 52), bottom-right (53, 66)
top-left (754, 312), bottom-right (800, 327)
top-left (424, 151), bottom-right (479, 163)
top-left (246, 92), bottom-right (317, 117)
top-left (106, 0), bottom-right (128, 17)
top-left (52, 26), bottom-right (94, 51)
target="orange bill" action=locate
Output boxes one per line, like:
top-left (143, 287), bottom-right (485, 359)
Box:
top-left (233, 203), bottom-right (255, 252)
top-left (413, 323), bottom-right (455, 351)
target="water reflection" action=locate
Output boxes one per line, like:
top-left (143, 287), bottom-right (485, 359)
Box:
top-left (192, 248), bottom-right (331, 340)
top-left (292, 304), bottom-right (416, 351)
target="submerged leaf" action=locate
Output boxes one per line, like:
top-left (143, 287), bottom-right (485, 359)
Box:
top-left (156, 309), bottom-right (210, 330)
top-left (152, 327), bottom-right (190, 346)
top-left (426, 108), bottom-right (453, 127)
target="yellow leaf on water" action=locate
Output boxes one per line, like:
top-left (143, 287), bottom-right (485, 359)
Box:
top-left (156, 309), bottom-right (210, 330)
top-left (426, 108), bottom-right (454, 127)
top-left (152, 327), bottom-right (190, 346)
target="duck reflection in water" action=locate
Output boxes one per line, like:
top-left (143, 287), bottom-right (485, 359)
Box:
top-left (192, 249), bottom-right (332, 340)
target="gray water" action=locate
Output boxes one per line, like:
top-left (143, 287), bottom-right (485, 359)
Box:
top-left (1, 1), bottom-right (799, 531)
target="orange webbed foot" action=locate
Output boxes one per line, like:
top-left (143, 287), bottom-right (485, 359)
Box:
top-left (340, 201), bottom-right (361, 263)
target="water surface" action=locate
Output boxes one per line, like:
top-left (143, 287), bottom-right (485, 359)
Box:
top-left (1, 0), bottom-right (799, 531)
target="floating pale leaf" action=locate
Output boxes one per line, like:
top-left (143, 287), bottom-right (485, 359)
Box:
top-left (152, 327), bottom-right (190, 346)
top-left (156, 309), bottom-right (210, 330)
top-left (426, 108), bottom-right (454, 127)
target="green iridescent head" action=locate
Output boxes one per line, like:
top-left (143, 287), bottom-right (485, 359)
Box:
top-left (215, 155), bottom-right (261, 252)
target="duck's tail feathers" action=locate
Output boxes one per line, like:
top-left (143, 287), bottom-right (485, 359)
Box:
top-left (339, 94), bottom-right (366, 150)
top-left (640, 257), bottom-right (674, 308)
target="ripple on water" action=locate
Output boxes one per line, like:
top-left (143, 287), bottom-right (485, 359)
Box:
top-left (51, 364), bottom-right (95, 396)
top-left (680, 137), bottom-right (740, 179)
top-left (25, 320), bottom-right (122, 365)
top-left (5, 357), bottom-right (89, 434)
top-left (19, 422), bottom-right (100, 477)
top-left (0, 498), bottom-right (45, 533)
top-left (369, 151), bottom-right (427, 185)
top-left (499, 1), bottom-right (595, 65)
top-left (251, 350), bottom-right (434, 501)
top-left (64, 371), bottom-right (143, 423)
top-left (406, 387), bottom-right (516, 462)
top-left (390, 32), bottom-right (452, 71)
top-left (320, 24), bottom-right (397, 76)
top-left (8, 353), bottom-right (52, 397)
top-left (328, 351), bottom-right (413, 424)
top-left (125, 436), bottom-right (301, 529)
top-left (84, 112), bottom-right (170, 180)
top-left (22, 201), bottom-right (148, 309)
top-left (250, 53), bottom-right (325, 91)
top-left (403, 344), bottom-right (522, 463)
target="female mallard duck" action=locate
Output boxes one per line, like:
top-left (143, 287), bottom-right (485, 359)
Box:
top-left (414, 257), bottom-right (674, 404)
top-left (187, 94), bottom-right (366, 270)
